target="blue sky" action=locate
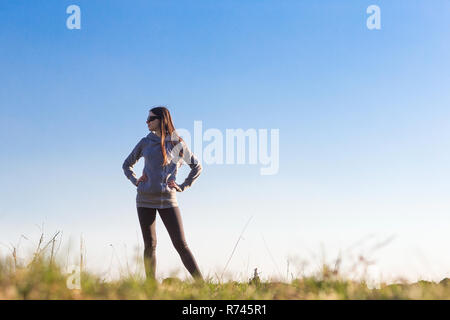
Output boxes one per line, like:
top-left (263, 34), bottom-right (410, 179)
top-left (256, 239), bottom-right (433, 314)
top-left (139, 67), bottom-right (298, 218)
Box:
top-left (1, 0), bottom-right (450, 283)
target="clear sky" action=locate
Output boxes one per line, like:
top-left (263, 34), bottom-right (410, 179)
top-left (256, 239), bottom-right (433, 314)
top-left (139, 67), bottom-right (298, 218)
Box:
top-left (1, 0), bottom-right (450, 284)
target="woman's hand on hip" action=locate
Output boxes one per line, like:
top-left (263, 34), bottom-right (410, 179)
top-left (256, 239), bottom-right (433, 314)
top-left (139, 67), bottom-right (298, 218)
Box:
top-left (168, 180), bottom-right (182, 192)
top-left (136, 172), bottom-right (147, 186)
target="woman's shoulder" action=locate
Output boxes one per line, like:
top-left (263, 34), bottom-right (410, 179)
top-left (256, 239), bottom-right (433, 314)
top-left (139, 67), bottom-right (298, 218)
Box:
top-left (142, 131), bottom-right (162, 144)
top-left (134, 135), bottom-right (157, 150)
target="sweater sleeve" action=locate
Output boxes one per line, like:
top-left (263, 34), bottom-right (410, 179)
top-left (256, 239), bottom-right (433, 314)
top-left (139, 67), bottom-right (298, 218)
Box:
top-left (122, 138), bottom-right (145, 186)
top-left (178, 141), bottom-right (202, 192)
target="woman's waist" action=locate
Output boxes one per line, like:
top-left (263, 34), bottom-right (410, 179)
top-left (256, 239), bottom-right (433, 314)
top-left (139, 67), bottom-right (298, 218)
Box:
top-left (137, 179), bottom-right (177, 194)
top-left (143, 168), bottom-right (178, 180)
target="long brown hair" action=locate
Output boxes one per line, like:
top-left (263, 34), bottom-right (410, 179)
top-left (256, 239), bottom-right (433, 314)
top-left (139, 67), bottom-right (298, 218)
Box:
top-left (150, 106), bottom-right (184, 166)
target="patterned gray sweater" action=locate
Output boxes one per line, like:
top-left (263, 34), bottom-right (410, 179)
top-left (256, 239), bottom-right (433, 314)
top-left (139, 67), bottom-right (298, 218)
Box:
top-left (122, 131), bottom-right (202, 208)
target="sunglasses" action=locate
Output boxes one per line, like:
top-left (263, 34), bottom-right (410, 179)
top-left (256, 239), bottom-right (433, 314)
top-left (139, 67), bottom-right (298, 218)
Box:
top-left (147, 115), bottom-right (161, 122)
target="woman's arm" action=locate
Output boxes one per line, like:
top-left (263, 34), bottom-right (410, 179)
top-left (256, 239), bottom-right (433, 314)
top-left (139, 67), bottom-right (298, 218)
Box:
top-left (177, 141), bottom-right (202, 192)
top-left (122, 138), bottom-right (145, 186)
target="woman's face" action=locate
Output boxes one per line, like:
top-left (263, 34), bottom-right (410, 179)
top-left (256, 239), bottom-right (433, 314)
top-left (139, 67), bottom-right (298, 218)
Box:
top-left (146, 111), bottom-right (160, 131)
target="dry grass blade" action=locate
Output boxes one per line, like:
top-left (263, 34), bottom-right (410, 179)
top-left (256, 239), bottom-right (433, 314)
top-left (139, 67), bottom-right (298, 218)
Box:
top-left (220, 215), bottom-right (253, 281)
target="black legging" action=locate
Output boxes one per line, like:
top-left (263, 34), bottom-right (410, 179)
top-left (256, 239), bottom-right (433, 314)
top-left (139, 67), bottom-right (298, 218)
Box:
top-left (137, 206), bottom-right (203, 281)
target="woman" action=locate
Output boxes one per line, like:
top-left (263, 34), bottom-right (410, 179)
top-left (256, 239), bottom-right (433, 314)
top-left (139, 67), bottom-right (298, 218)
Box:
top-left (122, 106), bottom-right (204, 282)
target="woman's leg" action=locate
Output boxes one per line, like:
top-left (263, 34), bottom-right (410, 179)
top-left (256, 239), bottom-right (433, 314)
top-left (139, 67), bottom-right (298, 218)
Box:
top-left (137, 207), bottom-right (157, 280)
top-left (158, 206), bottom-right (204, 281)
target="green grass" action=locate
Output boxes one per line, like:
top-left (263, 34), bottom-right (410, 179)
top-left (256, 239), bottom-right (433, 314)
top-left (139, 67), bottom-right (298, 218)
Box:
top-left (1, 232), bottom-right (449, 300)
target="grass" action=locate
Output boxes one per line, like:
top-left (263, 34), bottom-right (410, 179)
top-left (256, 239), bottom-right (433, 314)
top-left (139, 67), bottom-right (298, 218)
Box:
top-left (0, 231), bottom-right (449, 300)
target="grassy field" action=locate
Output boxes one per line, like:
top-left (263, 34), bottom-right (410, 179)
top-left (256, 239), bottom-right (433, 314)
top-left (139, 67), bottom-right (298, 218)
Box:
top-left (1, 232), bottom-right (449, 300)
